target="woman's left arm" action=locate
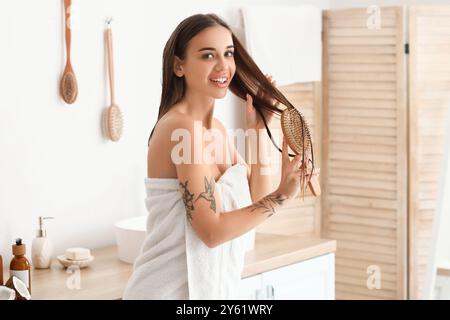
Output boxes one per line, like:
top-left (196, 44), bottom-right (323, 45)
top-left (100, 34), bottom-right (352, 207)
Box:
top-left (244, 74), bottom-right (279, 202)
top-left (247, 132), bottom-right (276, 203)
top-left (226, 129), bottom-right (274, 203)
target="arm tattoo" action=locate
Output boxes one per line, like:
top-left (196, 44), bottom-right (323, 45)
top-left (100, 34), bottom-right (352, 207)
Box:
top-left (179, 180), bottom-right (195, 221)
top-left (195, 177), bottom-right (216, 212)
top-left (249, 193), bottom-right (287, 217)
top-left (179, 176), bottom-right (217, 222)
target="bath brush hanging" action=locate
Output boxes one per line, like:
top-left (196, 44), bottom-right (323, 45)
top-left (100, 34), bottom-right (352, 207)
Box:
top-left (255, 102), bottom-right (321, 199)
top-left (103, 17), bottom-right (124, 142)
top-left (60, 0), bottom-right (78, 104)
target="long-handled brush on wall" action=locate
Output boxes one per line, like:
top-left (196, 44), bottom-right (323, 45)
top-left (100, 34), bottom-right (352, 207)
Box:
top-left (60, 0), bottom-right (78, 104)
top-left (103, 17), bottom-right (124, 142)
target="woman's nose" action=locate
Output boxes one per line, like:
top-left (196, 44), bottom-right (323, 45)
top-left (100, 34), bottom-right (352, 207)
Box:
top-left (214, 56), bottom-right (229, 72)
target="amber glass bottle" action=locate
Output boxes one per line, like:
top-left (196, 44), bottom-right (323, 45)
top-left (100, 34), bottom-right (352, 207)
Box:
top-left (0, 254), bottom-right (3, 286)
top-left (10, 238), bottom-right (31, 293)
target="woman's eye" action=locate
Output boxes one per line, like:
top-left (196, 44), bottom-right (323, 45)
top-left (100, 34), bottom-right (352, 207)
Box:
top-left (202, 51), bottom-right (234, 59)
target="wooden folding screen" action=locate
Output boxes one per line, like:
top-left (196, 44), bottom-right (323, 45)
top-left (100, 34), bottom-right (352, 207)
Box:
top-left (408, 5), bottom-right (450, 299)
top-left (322, 7), bottom-right (408, 299)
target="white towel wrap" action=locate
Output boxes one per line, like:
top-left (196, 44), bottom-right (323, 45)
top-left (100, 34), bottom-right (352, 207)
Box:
top-left (122, 163), bottom-right (254, 299)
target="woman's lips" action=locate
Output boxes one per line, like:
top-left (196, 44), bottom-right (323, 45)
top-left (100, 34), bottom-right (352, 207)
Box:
top-left (209, 77), bottom-right (229, 88)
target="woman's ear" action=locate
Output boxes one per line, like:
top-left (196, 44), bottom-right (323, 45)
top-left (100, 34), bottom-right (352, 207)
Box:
top-left (173, 56), bottom-right (184, 77)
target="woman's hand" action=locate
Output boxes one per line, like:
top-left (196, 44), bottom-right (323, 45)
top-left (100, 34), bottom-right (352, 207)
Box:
top-left (276, 137), bottom-right (320, 200)
top-left (245, 74), bottom-right (279, 131)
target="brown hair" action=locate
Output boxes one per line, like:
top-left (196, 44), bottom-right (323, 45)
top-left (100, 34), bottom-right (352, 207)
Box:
top-left (148, 13), bottom-right (314, 168)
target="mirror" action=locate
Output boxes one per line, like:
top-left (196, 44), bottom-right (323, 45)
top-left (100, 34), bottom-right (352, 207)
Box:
top-left (424, 101), bottom-right (450, 300)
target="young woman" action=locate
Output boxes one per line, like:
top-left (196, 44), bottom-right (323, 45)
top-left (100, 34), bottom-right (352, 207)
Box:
top-left (123, 13), bottom-right (318, 300)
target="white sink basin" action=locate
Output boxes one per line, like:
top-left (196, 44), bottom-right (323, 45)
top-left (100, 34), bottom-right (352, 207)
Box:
top-left (114, 215), bottom-right (256, 264)
top-left (114, 215), bottom-right (147, 264)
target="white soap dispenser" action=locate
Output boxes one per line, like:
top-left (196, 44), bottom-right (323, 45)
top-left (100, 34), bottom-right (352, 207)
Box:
top-left (31, 216), bottom-right (54, 269)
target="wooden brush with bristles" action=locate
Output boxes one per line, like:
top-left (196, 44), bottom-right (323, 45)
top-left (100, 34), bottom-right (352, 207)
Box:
top-left (60, 0), bottom-right (78, 104)
top-left (280, 105), bottom-right (321, 199)
top-left (103, 18), bottom-right (123, 142)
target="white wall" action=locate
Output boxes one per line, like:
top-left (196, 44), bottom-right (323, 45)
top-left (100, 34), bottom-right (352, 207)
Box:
top-left (330, 0), bottom-right (450, 8)
top-left (0, 0), bottom-right (330, 263)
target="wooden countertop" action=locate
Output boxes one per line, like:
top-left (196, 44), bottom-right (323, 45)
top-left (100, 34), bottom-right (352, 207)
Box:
top-left (437, 259), bottom-right (450, 277)
top-left (242, 233), bottom-right (336, 278)
top-left (2, 233), bottom-right (336, 300)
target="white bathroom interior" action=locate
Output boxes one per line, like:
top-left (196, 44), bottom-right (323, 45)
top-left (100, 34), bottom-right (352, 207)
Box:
top-left (1, 0), bottom-right (450, 300)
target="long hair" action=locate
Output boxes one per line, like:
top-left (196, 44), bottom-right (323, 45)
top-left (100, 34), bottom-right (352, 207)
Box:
top-left (148, 13), bottom-right (314, 170)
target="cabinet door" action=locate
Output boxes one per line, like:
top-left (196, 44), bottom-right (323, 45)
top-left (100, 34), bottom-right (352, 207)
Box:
top-left (262, 253), bottom-right (335, 300)
top-left (238, 274), bottom-right (263, 300)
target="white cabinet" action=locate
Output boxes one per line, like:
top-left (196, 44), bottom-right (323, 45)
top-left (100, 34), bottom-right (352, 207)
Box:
top-left (239, 253), bottom-right (335, 300)
top-left (434, 274), bottom-right (450, 300)
top-left (238, 274), bottom-right (264, 300)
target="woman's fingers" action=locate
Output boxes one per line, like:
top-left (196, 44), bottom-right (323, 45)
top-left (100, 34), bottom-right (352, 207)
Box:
top-left (245, 94), bottom-right (253, 115)
top-left (267, 75), bottom-right (280, 107)
top-left (282, 137), bottom-right (289, 167)
top-left (291, 155), bottom-right (303, 170)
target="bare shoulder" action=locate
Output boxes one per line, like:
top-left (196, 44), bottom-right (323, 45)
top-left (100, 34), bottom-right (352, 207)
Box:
top-left (155, 110), bottom-right (189, 131)
top-left (150, 111), bottom-right (195, 143)
top-left (147, 110), bottom-right (198, 178)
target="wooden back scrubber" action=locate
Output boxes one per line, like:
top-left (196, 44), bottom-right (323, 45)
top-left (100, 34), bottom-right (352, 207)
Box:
top-left (103, 18), bottom-right (123, 142)
top-left (60, 0), bottom-right (78, 104)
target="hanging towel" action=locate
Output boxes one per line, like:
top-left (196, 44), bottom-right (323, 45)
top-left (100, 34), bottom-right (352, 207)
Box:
top-left (122, 163), bottom-right (255, 300)
top-left (241, 4), bottom-right (322, 86)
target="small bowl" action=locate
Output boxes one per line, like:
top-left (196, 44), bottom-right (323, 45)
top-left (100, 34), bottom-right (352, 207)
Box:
top-left (57, 254), bottom-right (95, 269)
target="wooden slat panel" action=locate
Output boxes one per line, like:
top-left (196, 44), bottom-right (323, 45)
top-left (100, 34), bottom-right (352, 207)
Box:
top-left (329, 18), bottom-right (397, 28)
top-left (337, 248), bottom-right (397, 264)
top-left (336, 274), bottom-right (398, 291)
top-left (329, 89), bottom-right (397, 99)
top-left (330, 204), bottom-right (398, 218)
top-left (323, 7), bottom-right (407, 300)
top-left (329, 54), bottom-right (397, 65)
top-left (329, 28), bottom-right (397, 37)
top-left (335, 257), bottom-right (398, 273)
top-left (330, 224), bottom-right (397, 238)
top-left (328, 195), bottom-right (398, 209)
top-left (329, 134), bottom-right (397, 146)
top-left (338, 267), bottom-right (398, 282)
top-left (329, 231), bottom-right (397, 246)
top-left (329, 81), bottom-right (397, 91)
top-left (330, 98), bottom-right (397, 109)
top-left (337, 291), bottom-right (385, 300)
top-left (336, 284), bottom-right (397, 299)
top-left (408, 6), bottom-right (450, 300)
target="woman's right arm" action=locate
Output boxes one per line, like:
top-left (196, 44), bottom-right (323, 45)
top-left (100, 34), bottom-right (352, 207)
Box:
top-left (173, 119), bottom-right (305, 248)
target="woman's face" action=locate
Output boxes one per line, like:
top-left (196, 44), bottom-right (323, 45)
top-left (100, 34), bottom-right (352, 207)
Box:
top-left (174, 25), bottom-right (236, 99)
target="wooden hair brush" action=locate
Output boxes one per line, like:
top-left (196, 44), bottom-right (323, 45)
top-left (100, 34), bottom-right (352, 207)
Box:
top-left (280, 105), bottom-right (321, 199)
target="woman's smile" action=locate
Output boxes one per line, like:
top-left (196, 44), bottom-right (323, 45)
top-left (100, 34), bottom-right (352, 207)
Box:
top-left (209, 74), bottom-right (229, 88)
